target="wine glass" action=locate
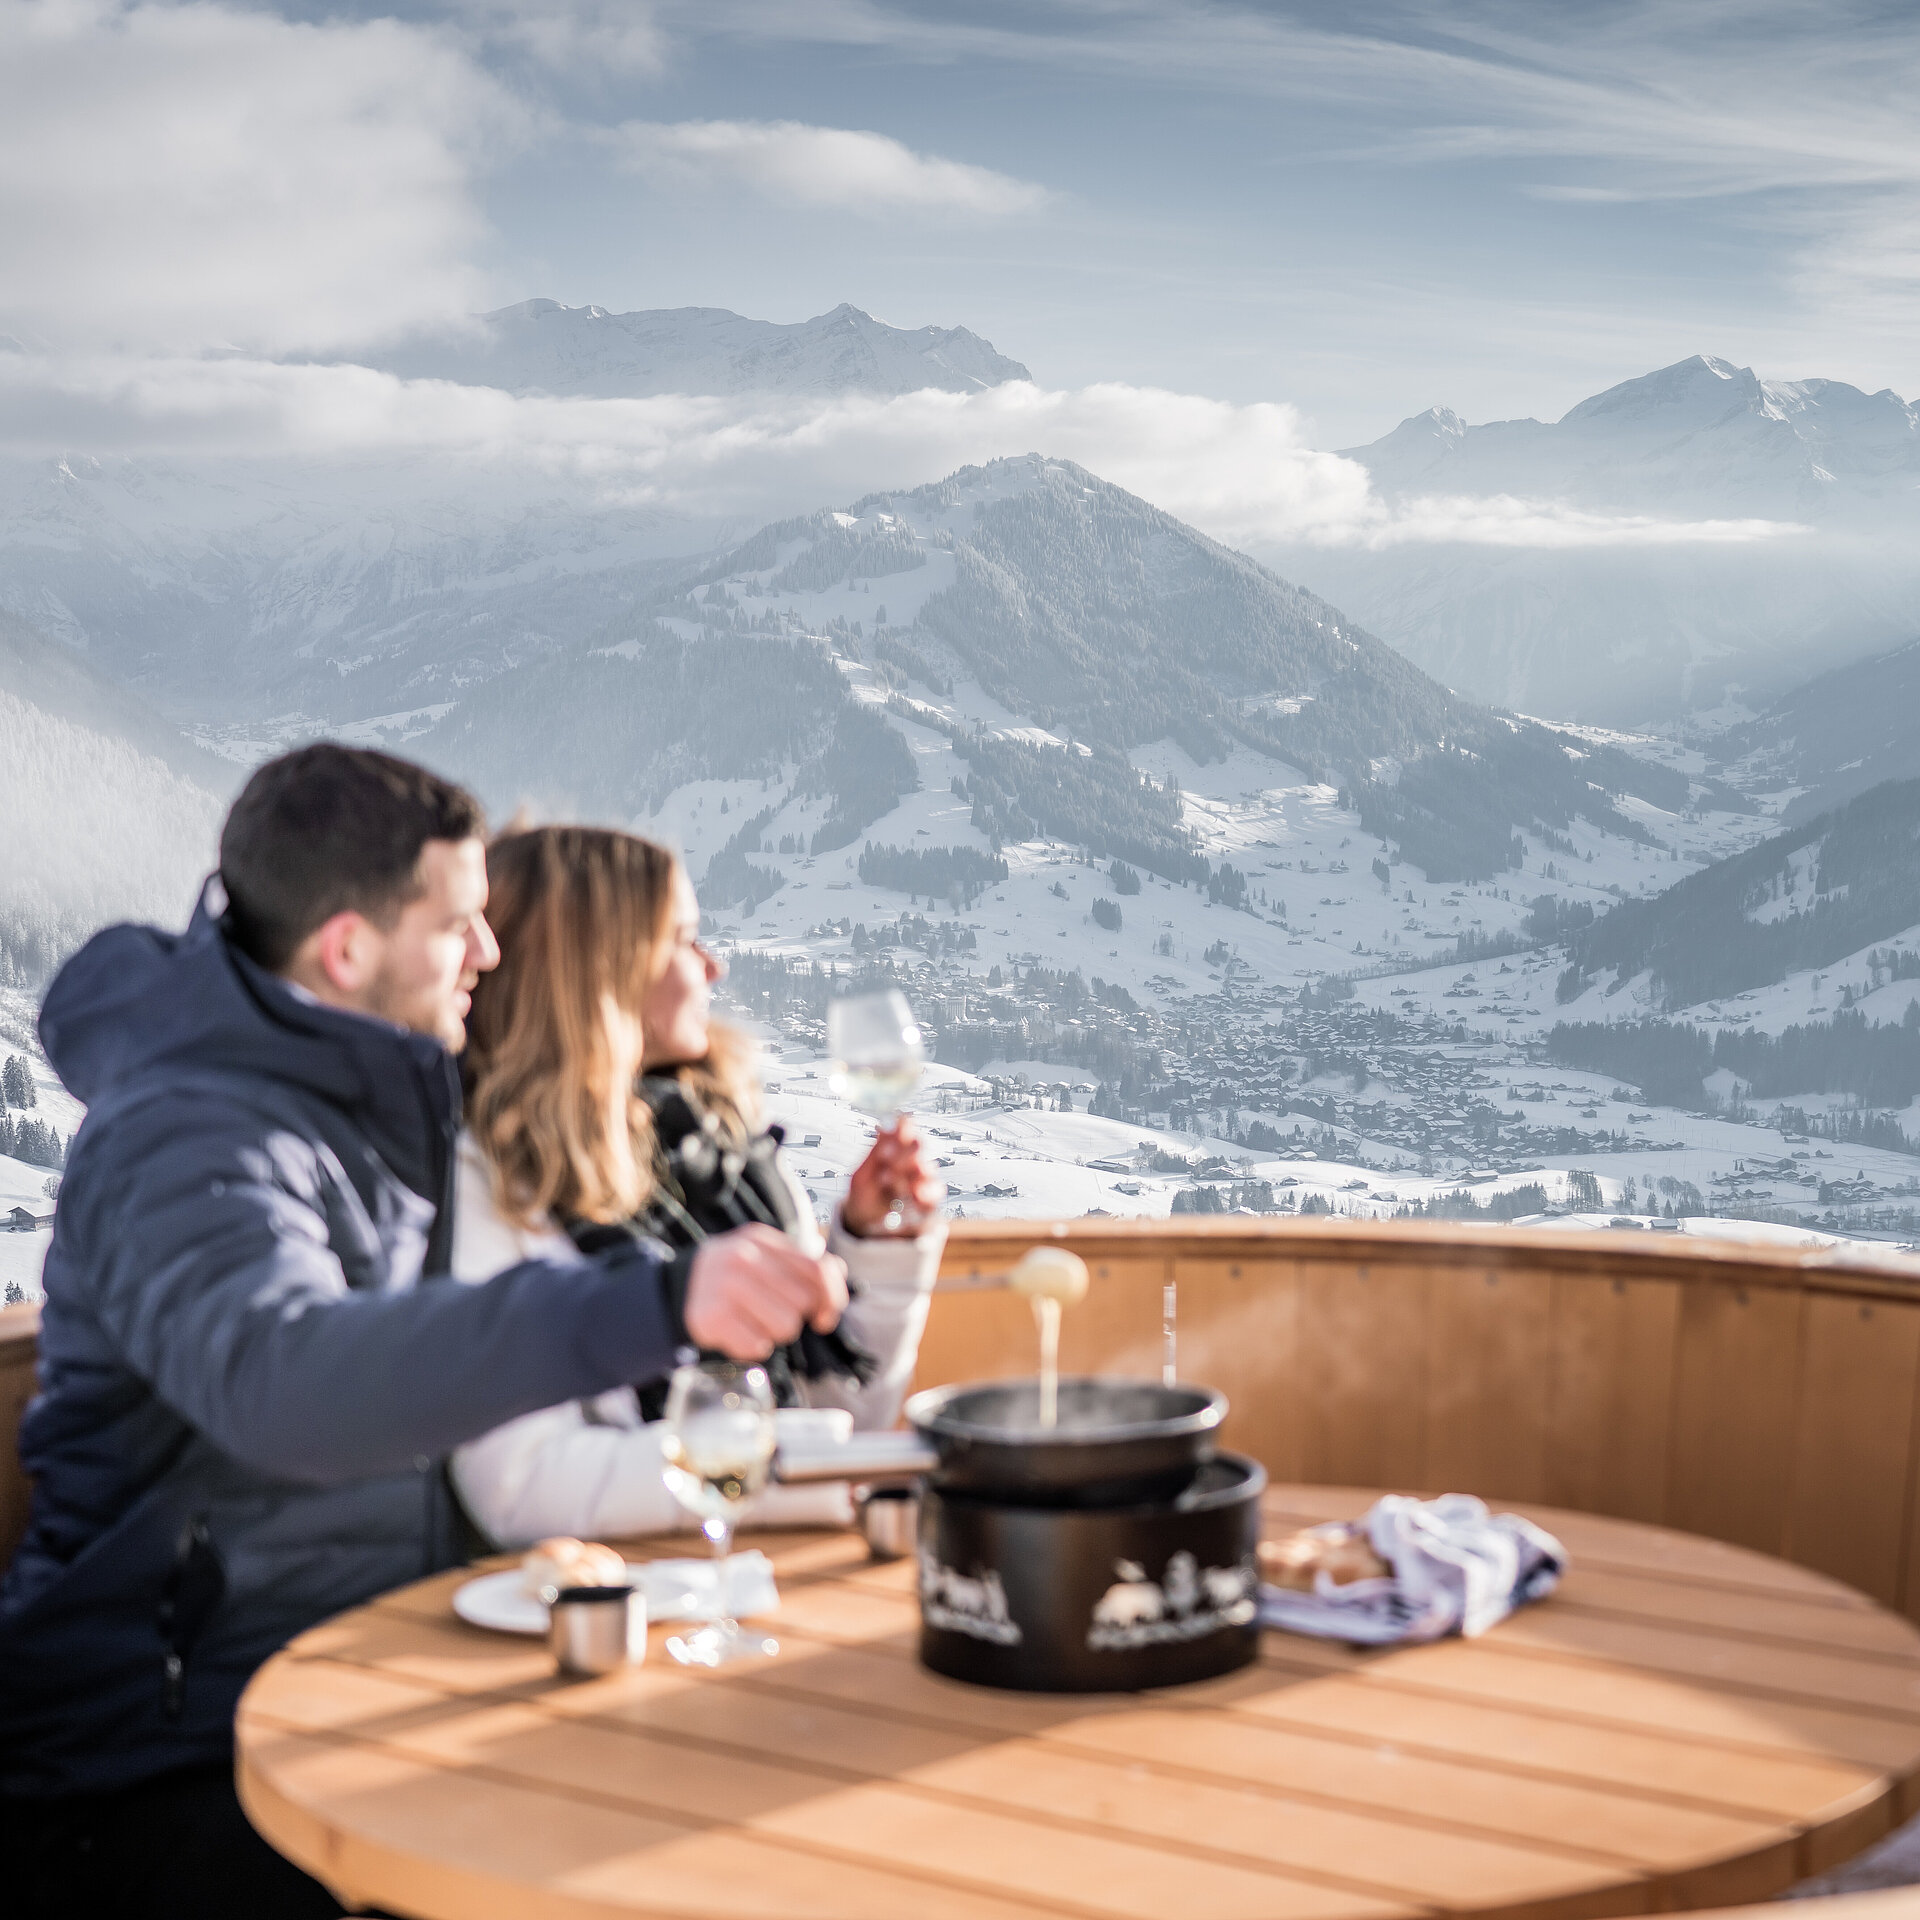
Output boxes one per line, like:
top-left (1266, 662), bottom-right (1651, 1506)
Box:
top-left (827, 989), bottom-right (926, 1229)
top-left (659, 1360), bottom-right (779, 1667)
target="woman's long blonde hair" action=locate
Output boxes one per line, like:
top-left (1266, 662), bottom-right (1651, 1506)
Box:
top-left (463, 825), bottom-right (757, 1229)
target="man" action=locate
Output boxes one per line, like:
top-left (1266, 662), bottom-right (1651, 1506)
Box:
top-left (0, 744), bottom-right (845, 1916)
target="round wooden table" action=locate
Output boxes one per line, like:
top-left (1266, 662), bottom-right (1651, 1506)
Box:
top-left (237, 1486), bottom-right (1920, 1920)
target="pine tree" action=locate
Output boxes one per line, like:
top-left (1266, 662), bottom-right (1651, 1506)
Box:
top-left (2, 1055), bottom-right (35, 1109)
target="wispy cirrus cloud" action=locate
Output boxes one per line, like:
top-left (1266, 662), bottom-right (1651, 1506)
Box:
top-left (0, 345), bottom-right (1801, 553)
top-left (686, 1), bottom-right (1920, 204)
top-left (674, 1), bottom-right (1920, 365)
top-left (447, 0), bottom-right (667, 75)
top-left (605, 119), bottom-right (1052, 217)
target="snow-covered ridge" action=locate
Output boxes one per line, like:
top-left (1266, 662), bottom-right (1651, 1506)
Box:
top-left (370, 299), bottom-right (1032, 400)
top-left (1281, 354), bottom-right (1920, 726)
top-left (1350, 355), bottom-right (1920, 508)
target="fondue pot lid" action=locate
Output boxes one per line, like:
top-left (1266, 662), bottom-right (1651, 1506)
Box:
top-left (906, 1377), bottom-right (1226, 1447)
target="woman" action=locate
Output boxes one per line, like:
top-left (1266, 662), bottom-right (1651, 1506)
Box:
top-left (448, 824), bottom-right (946, 1544)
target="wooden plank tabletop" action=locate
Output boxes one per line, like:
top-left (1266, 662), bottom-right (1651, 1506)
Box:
top-left (236, 1488), bottom-right (1920, 1920)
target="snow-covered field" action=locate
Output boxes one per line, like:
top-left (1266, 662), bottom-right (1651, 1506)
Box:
top-left (634, 582), bottom-right (1920, 1266)
top-left (0, 1031), bottom-right (80, 1305)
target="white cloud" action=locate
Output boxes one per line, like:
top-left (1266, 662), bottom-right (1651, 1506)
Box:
top-left (0, 345), bottom-right (1802, 553)
top-left (0, 0), bottom-right (517, 353)
top-left (1352, 495), bottom-right (1803, 552)
top-left (607, 119), bottom-right (1051, 217)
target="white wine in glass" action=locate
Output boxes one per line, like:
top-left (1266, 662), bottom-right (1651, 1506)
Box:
top-left (827, 990), bottom-right (926, 1229)
top-left (659, 1361), bottom-right (778, 1667)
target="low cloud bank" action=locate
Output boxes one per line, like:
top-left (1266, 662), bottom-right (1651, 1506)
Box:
top-left (0, 348), bottom-right (1806, 553)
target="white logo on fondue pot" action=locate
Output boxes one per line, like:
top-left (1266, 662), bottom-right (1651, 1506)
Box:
top-left (918, 1549), bottom-right (1022, 1645)
top-left (1086, 1550), bottom-right (1256, 1651)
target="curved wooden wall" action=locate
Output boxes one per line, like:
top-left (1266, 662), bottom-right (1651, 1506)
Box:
top-left (7, 1219), bottom-right (1920, 1606)
top-left (0, 1301), bottom-right (37, 1566)
top-left (924, 1218), bottom-right (1920, 1622)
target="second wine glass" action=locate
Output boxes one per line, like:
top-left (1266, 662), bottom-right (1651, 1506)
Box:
top-left (659, 1360), bottom-right (779, 1667)
top-left (827, 989), bottom-right (926, 1229)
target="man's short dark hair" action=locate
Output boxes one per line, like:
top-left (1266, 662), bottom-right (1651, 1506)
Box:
top-left (220, 744), bottom-right (485, 971)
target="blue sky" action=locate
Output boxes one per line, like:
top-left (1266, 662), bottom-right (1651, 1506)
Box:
top-left (3, 1), bottom-right (1918, 445)
top-left (431, 1), bottom-right (1920, 441)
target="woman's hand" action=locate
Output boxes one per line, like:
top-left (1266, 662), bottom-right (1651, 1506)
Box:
top-left (843, 1118), bottom-right (946, 1238)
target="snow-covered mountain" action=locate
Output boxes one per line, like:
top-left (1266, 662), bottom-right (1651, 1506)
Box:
top-left (420, 455), bottom-right (1702, 889)
top-left (1281, 355), bottom-right (1920, 725)
top-left (373, 299), bottom-right (1031, 398)
top-left (1353, 357), bottom-right (1920, 508)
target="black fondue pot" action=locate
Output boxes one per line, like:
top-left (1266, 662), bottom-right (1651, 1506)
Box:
top-left (904, 1377), bottom-right (1225, 1508)
top-left (774, 1375), bottom-right (1262, 1693)
top-left (918, 1451), bottom-right (1266, 1692)
top-left (776, 1376), bottom-right (1226, 1508)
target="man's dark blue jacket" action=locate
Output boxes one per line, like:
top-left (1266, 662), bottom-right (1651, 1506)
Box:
top-left (0, 896), bottom-right (682, 1797)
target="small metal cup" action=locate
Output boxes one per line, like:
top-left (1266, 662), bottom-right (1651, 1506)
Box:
top-left (861, 1486), bottom-right (920, 1562)
top-left (549, 1585), bottom-right (645, 1675)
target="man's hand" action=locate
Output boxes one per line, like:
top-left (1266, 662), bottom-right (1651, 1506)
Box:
top-left (683, 1225), bottom-right (848, 1361)
top-left (843, 1118), bottom-right (946, 1238)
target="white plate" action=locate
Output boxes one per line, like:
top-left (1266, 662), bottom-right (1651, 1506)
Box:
top-left (452, 1553), bottom-right (780, 1636)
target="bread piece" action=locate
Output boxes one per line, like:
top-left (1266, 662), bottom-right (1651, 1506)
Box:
top-left (521, 1537), bottom-right (585, 1597)
top-left (1259, 1525), bottom-right (1391, 1592)
top-left (521, 1537), bottom-right (629, 1597)
top-left (566, 1541), bottom-right (630, 1589)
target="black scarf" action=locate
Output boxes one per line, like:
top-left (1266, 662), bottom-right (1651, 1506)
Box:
top-left (564, 1074), bottom-right (875, 1418)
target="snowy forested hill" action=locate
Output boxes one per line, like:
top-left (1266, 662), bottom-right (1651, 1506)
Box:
top-left (423, 456), bottom-right (1695, 887)
top-left (1709, 636), bottom-right (1920, 824)
top-left (1558, 777), bottom-right (1920, 1011)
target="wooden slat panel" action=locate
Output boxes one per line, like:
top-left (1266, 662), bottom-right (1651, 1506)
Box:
top-left (1556, 1568), bottom-right (1920, 1657)
top-left (1247, 1673), bottom-right (1882, 1821)
top-left (1669, 1282), bottom-right (1806, 1554)
top-left (583, 1664), bottom-right (1798, 1884)
top-left (1789, 1296), bottom-right (1920, 1609)
top-left (1904, 1406), bottom-right (1920, 1629)
top-left (914, 1285), bottom-right (1041, 1392)
top-left (241, 1721), bottom-right (1073, 1920)
top-left (1546, 1275), bottom-right (1681, 1523)
top-left (1172, 1255), bottom-right (1304, 1479)
top-left (1327, 1637), bottom-right (1920, 1770)
top-left (1484, 1610), bottom-right (1920, 1715)
top-left (1058, 1254), bottom-right (1168, 1380)
top-left (1296, 1261), bottom-right (1430, 1488)
top-left (0, 1300), bottom-right (40, 1569)
top-left (1426, 1264), bottom-right (1555, 1502)
top-left (249, 1661), bottom-right (1417, 1920)
top-left (914, 1255), bottom-right (1168, 1392)
top-left (862, 1738), bottom-right (1634, 1916)
top-left (1040, 1701), bottom-right (1791, 1873)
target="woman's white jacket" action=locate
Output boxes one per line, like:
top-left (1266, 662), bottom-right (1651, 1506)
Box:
top-left (447, 1133), bottom-right (945, 1545)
